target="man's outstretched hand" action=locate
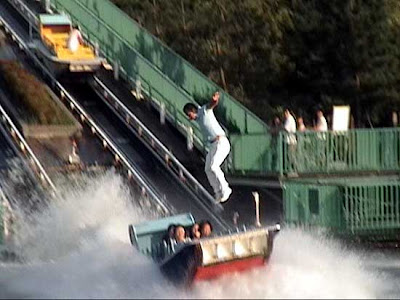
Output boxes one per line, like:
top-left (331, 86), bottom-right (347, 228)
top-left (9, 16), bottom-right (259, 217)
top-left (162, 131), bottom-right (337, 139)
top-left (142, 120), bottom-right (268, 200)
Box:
top-left (210, 91), bottom-right (220, 109)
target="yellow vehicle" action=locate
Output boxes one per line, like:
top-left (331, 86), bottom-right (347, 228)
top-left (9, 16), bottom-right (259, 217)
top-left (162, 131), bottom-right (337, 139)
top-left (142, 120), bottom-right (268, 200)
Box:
top-left (30, 14), bottom-right (105, 77)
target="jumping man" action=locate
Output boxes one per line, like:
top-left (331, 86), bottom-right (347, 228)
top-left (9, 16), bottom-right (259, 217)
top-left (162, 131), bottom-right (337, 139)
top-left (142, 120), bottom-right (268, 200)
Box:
top-left (183, 91), bottom-right (232, 203)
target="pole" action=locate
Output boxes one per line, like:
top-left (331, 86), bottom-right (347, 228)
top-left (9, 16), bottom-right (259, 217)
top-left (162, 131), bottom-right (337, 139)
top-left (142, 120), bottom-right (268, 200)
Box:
top-left (252, 191), bottom-right (261, 227)
top-left (186, 126), bottom-right (193, 151)
top-left (160, 102), bottom-right (165, 125)
top-left (113, 61), bottom-right (119, 81)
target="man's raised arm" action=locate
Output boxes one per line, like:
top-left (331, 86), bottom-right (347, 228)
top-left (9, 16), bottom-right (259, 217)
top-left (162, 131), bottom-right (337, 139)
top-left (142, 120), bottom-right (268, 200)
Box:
top-left (207, 91), bottom-right (220, 109)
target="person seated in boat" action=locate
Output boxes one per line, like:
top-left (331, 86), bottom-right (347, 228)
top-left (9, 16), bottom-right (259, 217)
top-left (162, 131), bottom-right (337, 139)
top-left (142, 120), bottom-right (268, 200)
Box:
top-left (67, 25), bottom-right (84, 53)
top-left (199, 220), bottom-right (213, 238)
top-left (174, 225), bottom-right (189, 243)
top-left (162, 224), bottom-right (176, 247)
top-left (189, 223), bottom-right (201, 240)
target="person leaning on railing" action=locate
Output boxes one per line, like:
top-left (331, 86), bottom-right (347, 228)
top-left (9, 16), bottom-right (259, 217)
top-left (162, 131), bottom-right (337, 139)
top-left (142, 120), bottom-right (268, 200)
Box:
top-left (313, 109), bottom-right (328, 168)
top-left (283, 109), bottom-right (297, 173)
top-left (297, 117), bottom-right (307, 132)
top-left (269, 116), bottom-right (283, 171)
top-left (314, 109), bottom-right (328, 133)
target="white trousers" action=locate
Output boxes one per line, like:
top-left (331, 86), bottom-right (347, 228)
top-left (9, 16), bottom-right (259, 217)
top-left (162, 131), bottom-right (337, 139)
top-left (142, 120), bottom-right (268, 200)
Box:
top-left (205, 136), bottom-right (230, 196)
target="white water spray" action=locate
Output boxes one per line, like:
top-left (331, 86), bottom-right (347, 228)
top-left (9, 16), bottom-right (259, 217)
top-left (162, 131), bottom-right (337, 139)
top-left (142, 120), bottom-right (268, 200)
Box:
top-left (0, 171), bottom-right (396, 299)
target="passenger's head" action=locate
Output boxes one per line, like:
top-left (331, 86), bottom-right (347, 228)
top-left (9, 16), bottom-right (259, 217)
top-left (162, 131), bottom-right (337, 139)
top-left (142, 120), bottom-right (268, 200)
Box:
top-left (199, 220), bottom-right (213, 238)
top-left (316, 109), bottom-right (324, 118)
top-left (174, 225), bottom-right (186, 243)
top-left (298, 117), bottom-right (304, 125)
top-left (167, 224), bottom-right (176, 238)
top-left (183, 103), bottom-right (198, 121)
top-left (190, 223), bottom-right (201, 239)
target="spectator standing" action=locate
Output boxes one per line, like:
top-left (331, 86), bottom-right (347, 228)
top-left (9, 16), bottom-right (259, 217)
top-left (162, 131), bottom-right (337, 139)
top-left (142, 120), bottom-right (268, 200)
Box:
top-left (314, 109), bottom-right (328, 168)
top-left (297, 117), bottom-right (306, 132)
top-left (315, 110), bottom-right (328, 132)
top-left (283, 109), bottom-right (297, 172)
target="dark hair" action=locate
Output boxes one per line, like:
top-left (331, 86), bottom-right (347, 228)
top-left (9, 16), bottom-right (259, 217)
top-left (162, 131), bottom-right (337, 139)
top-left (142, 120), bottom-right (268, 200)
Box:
top-left (189, 223), bottom-right (200, 239)
top-left (167, 224), bottom-right (176, 234)
top-left (183, 103), bottom-right (197, 115)
top-left (162, 224), bottom-right (177, 244)
top-left (199, 220), bottom-right (213, 232)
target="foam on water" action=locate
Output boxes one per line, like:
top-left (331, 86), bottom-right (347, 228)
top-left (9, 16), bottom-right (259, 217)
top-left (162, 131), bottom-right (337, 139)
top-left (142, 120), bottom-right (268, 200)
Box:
top-left (0, 171), bottom-right (394, 299)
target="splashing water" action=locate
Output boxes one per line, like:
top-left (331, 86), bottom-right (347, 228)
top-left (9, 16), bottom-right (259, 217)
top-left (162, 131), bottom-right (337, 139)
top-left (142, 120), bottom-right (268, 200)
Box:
top-left (0, 171), bottom-right (396, 299)
top-left (191, 229), bottom-right (383, 299)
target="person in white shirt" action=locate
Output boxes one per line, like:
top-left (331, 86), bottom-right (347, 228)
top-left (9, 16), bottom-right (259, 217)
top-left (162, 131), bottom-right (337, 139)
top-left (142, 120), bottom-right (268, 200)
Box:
top-left (67, 25), bottom-right (84, 53)
top-left (283, 109), bottom-right (297, 143)
top-left (283, 109), bottom-right (297, 172)
top-left (297, 117), bottom-right (306, 132)
top-left (314, 109), bottom-right (328, 167)
top-left (315, 110), bottom-right (328, 132)
top-left (183, 91), bottom-right (232, 203)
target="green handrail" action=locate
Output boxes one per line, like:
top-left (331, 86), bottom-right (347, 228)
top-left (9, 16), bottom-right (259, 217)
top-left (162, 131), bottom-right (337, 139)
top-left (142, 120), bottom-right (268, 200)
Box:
top-left (280, 128), bottom-right (400, 175)
top-left (283, 179), bottom-right (400, 239)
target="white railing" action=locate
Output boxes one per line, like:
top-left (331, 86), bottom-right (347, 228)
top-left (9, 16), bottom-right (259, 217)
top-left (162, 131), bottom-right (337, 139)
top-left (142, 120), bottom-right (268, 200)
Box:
top-left (8, 0), bottom-right (39, 26)
top-left (0, 14), bottom-right (171, 215)
top-left (0, 102), bottom-right (57, 192)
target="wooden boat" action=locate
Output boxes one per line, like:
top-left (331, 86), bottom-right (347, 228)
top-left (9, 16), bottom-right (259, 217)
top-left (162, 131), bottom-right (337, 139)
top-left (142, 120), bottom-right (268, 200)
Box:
top-left (129, 213), bottom-right (280, 286)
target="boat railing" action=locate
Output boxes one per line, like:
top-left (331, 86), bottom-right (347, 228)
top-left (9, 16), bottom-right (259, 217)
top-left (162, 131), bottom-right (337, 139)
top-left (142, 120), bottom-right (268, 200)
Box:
top-left (150, 240), bottom-right (174, 262)
top-left (150, 223), bottom-right (281, 260)
top-left (42, 34), bottom-right (57, 53)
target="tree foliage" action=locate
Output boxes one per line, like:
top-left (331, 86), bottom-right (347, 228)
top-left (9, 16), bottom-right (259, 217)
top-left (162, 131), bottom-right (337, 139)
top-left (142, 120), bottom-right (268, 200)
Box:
top-left (112, 0), bottom-right (400, 127)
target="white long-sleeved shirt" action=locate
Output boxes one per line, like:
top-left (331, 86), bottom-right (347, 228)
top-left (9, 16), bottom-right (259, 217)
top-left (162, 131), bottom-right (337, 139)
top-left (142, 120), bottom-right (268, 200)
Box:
top-left (284, 113), bottom-right (297, 144)
top-left (316, 116), bottom-right (328, 132)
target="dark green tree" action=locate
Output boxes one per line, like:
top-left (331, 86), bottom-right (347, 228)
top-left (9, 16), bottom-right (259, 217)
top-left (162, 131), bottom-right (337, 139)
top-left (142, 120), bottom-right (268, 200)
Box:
top-left (286, 0), bottom-right (400, 126)
top-left (112, 0), bottom-right (400, 126)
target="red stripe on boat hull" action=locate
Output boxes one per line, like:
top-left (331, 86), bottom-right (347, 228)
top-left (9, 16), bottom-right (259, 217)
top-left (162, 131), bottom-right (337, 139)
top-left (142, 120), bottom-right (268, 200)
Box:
top-left (193, 256), bottom-right (266, 281)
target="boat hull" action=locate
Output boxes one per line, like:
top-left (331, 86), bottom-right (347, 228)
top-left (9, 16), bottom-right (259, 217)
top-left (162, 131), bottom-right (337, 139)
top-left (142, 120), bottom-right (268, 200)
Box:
top-left (159, 244), bottom-right (202, 287)
top-left (193, 255), bottom-right (266, 281)
top-left (129, 213), bottom-right (280, 288)
top-left (159, 232), bottom-right (275, 287)
top-left (30, 39), bottom-right (104, 77)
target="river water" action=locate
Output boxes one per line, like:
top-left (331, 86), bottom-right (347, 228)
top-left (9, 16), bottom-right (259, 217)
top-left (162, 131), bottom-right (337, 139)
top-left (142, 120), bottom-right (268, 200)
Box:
top-left (0, 171), bottom-right (399, 299)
